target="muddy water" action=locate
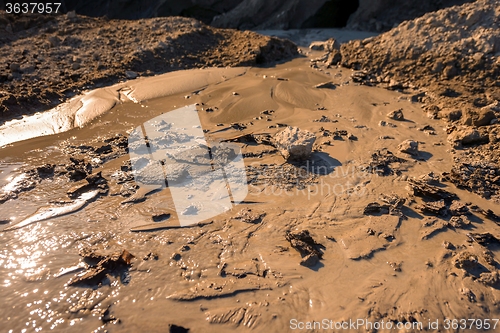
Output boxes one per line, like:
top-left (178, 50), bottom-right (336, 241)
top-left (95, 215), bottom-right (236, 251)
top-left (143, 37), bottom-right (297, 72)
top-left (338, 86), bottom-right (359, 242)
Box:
top-left (1, 57), bottom-right (500, 333)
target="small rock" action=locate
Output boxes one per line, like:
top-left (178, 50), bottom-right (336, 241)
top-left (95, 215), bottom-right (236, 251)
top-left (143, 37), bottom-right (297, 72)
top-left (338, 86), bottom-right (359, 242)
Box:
top-left (347, 133), bottom-right (358, 141)
top-left (309, 38), bottom-right (340, 52)
top-left (125, 71), bottom-right (138, 79)
top-left (472, 108), bottom-right (497, 127)
top-left (443, 241), bottom-right (455, 250)
top-left (71, 63), bottom-right (80, 70)
top-left (463, 108), bottom-right (497, 127)
top-left (447, 127), bottom-right (489, 147)
top-left (326, 50), bottom-right (342, 66)
top-left (273, 126), bottom-right (316, 161)
top-left (397, 139), bottom-right (418, 155)
top-left (9, 63), bottom-right (20, 72)
top-left (387, 109), bottom-right (405, 121)
top-left (48, 36), bottom-right (61, 47)
top-left (438, 109), bottom-right (462, 121)
top-left (66, 10), bottom-right (77, 19)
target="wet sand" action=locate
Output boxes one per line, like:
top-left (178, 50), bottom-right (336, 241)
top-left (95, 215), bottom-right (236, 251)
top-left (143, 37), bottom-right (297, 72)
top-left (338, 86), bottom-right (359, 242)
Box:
top-left (1, 49), bottom-right (500, 333)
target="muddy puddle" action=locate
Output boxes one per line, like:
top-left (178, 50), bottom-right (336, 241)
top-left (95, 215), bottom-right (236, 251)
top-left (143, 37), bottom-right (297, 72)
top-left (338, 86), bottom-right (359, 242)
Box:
top-left (1, 55), bottom-right (500, 333)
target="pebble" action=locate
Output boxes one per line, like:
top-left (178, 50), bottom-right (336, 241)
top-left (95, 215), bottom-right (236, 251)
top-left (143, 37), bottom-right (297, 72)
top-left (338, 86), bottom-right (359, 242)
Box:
top-left (398, 139), bottom-right (419, 155)
top-left (9, 63), bottom-right (21, 72)
top-left (387, 109), bottom-right (405, 121)
top-left (125, 71), bottom-right (138, 79)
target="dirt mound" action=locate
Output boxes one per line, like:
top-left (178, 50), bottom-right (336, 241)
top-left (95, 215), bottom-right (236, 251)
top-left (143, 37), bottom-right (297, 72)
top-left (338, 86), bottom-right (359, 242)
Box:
top-left (340, 0), bottom-right (499, 95)
top-left (335, 0), bottom-right (500, 201)
top-left (0, 12), bottom-right (297, 123)
top-left (347, 0), bottom-right (475, 32)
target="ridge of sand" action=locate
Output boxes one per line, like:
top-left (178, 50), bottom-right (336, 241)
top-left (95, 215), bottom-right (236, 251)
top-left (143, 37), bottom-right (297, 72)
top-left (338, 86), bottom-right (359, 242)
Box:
top-left (0, 67), bottom-right (246, 147)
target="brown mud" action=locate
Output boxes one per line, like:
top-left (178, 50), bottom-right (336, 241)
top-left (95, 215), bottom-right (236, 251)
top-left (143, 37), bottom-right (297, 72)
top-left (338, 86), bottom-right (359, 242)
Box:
top-left (0, 12), bottom-right (296, 122)
top-left (1, 54), bottom-right (499, 332)
top-left (1, 1), bottom-right (500, 332)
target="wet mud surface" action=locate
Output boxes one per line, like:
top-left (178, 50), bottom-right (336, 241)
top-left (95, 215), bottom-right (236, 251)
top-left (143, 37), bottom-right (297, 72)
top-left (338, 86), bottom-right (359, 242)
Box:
top-left (1, 53), bottom-right (499, 332)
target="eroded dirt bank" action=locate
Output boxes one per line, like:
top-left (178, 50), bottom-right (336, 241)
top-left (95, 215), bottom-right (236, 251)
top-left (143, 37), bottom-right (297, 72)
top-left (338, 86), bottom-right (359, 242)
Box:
top-left (1, 1), bottom-right (500, 332)
top-left (0, 12), bottom-right (297, 122)
top-left (318, 0), bottom-right (500, 203)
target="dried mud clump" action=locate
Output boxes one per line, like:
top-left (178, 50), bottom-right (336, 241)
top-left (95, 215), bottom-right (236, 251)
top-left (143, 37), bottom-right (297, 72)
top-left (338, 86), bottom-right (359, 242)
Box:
top-left (234, 208), bottom-right (266, 224)
top-left (467, 232), bottom-right (500, 246)
top-left (407, 179), bottom-right (458, 201)
top-left (68, 248), bottom-right (135, 286)
top-left (363, 195), bottom-right (406, 216)
top-left (273, 126), bottom-right (316, 161)
top-left (285, 230), bottom-right (324, 267)
top-left (397, 139), bottom-right (419, 156)
top-left (453, 252), bottom-right (479, 271)
top-left (0, 13), bottom-right (297, 122)
top-left (361, 149), bottom-right (407, 176)
top-left (363, 202), bottom-right (390, 215)
top-left (449, 147), bottom-right (500, 200)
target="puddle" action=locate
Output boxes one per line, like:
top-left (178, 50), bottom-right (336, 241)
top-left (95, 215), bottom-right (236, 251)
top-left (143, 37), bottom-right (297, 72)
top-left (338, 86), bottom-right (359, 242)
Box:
top-left (0, 55), bottom-right (499, 332)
